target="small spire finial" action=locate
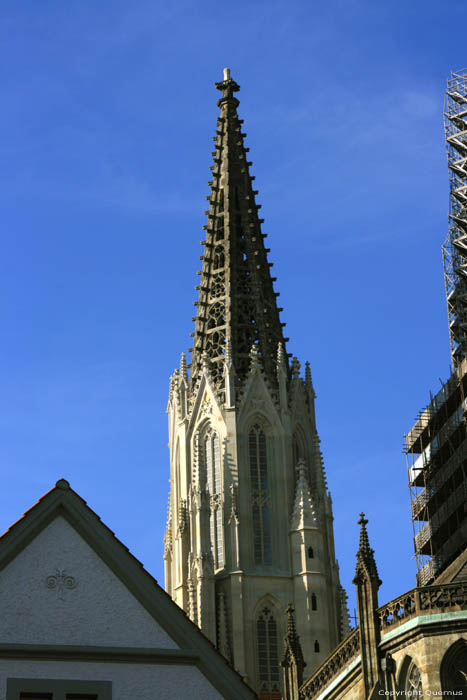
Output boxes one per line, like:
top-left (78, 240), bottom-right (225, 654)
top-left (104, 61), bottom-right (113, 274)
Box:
top-left (223, 67), bottom-right (231, 81)
top-left (180, 352), bottom-right (188, 380)
top-left (358, 512), bottom-right (370, 553)
top-left (286, 603), bottom-right (297, 636)
top-left (249, 343), bottom-right (260, 370)
top-left (277, 342), bottom-right (286, 368)
top-left (354, 512), bottom-right (381, 588)
top-left (291, 357), bottom-right (301, 379)
top-left (296, 458), bottom-right (307, 482)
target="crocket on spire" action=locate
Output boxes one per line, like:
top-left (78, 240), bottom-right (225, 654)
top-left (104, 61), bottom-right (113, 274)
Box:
top-left (190, 69), bottom-right (288, 394)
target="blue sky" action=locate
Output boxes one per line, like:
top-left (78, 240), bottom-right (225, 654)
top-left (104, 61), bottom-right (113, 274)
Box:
top-left (1, 0), bottom-right (465, 620)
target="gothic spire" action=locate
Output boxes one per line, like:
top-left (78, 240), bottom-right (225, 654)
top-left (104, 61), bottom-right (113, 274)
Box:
top-left (190, 69), bottom-right (288, 393)
top-left (353, 513), bottom-right (381, 587)
top-left (281, 604), bottom-right (306, 700)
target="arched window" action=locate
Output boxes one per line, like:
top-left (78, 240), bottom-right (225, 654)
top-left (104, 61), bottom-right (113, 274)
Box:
top-left (204, 431), bottom-right (224, 569)
top-left (249, 424), bottom-right (272, 565)
top-left (405, 662), bottom-right (422, 695)
top-left (314, 640), bottom-right (320, 653)
top-left (440, 638), bottom-right (467, 693)
top-left (311, 593), bottom-right (317, 611)
top-left (214, 247), bottom-right (225, 270)
top-left (256, 606), bottom-right (281, 700)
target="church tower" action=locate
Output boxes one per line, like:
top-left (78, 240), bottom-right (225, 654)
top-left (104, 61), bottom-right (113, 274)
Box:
top-left (164, 69), bottom-right (349, 697)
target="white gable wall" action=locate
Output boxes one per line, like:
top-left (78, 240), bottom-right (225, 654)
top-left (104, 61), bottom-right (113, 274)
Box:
top-left (0, 660), bottom-right (223, 700)
top-left (0, 516), bottom-right (178, 649)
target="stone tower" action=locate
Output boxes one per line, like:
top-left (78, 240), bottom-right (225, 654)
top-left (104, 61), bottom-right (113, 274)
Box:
top-left (164, 69), bottom-right (349, 698)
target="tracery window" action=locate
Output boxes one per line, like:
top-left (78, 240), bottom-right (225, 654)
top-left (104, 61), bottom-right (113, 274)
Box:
top-left (256, 606), bottom-right (281, 700)
top-left (249, 424), bottom-right (272, 565)
top-left (213, 247), bottom-right (225, 270)
top-left (405, 661), bottom-right (422, 695)
top-left (204, 431), bottom-right (224, 569)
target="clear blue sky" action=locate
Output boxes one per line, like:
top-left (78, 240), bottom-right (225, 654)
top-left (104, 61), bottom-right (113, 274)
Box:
top-left (1, 0), bottom-right (465, 620)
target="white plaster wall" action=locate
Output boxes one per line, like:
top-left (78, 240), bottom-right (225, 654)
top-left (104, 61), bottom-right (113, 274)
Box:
top-left (0, 516), bottom-right (178, 648)
top-left (0, 660), bottom-right (223, 700)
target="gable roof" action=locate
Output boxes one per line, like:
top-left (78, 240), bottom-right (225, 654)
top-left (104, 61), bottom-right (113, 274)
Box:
top-left (0, 479), bottom-right (257, 700)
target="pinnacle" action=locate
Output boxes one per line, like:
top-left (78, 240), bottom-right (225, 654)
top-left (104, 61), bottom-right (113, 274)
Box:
top-left (354, 513), bottom-right (382, 587)
top-left (282, 603), bottom-right (306, 673)
top-left (358, 512), bottom-right (370, 553)
top-left (286, 603), bottom-right (298, 637)
top-left (291, 460), bottom-right (318, 530)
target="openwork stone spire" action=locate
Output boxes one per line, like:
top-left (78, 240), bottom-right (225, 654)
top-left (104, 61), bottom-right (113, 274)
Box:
top-left (190, 68), bottom-right (288, 392)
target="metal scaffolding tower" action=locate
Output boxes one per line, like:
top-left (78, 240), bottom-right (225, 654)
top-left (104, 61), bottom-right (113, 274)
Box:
top-left (405, 70), bottom-right (467, 586)
top-left (443, 69), bottom-right (467, 367)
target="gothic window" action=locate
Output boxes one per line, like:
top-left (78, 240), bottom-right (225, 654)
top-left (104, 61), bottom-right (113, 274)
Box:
top-left (311, 593), bottom-right (317, 611)
top-left (213, 247), bottom-right (225, 270)
top-left (210, 273), bottom-right (225, 300)
top-left (308, 546), bottom-right (314, 558)
top-left (405, 662), bottom-right (422, 694)
top-left (256, 606), bottom-right (281, 700)
top-left (215, 215), bottom-right (224, 240)
top-left (205, 330), bottom-right (225, 367)
top-left (207, 302), bottom-right (225, 329)
top-left (249, 424), bottom-right (272, 565)
top-left (204, 431), bottom-right (224, 569)
top-left (314, 640), bottom-right (320, 653)
top-left (440, 638), bottom-right (467, 693)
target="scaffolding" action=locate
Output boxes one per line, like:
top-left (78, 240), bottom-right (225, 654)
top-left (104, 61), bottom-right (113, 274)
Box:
top-left (443, 69), bottom-right (467, 367)
top-left (405, 359), bottom-right (467, 586)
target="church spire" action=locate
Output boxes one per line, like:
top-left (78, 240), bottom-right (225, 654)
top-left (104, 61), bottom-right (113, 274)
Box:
top-left (190, 69), bottom-right (288, 393)
top-left (353, 513), bottom-right (382, 697)
top-left (354, 512), bottom-right (381, 586)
